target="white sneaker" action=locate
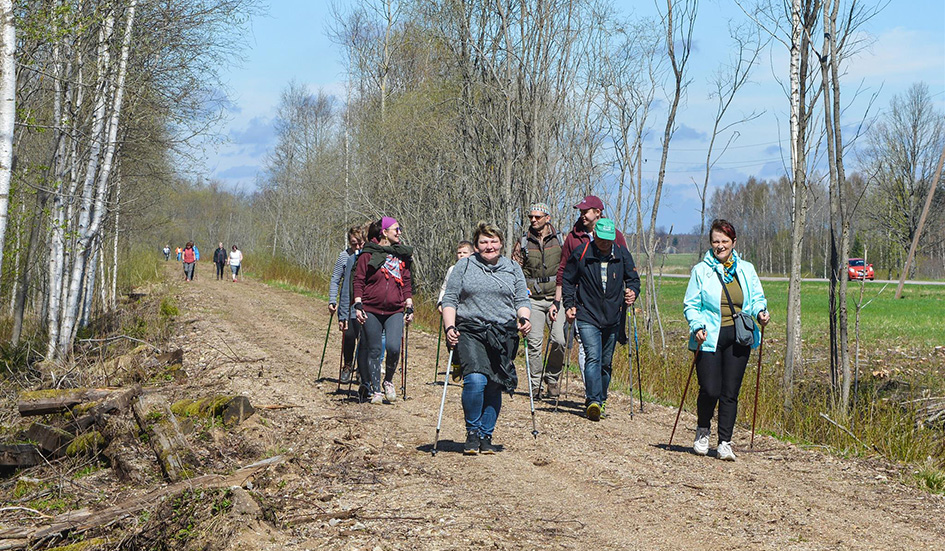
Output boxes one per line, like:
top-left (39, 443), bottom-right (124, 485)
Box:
top-left (370, 392), bottom-right (384, 405)
top-left (383, 381), bottom-right (397, 402)
top-left (693, 427), bottom-right (710, 456)
top-left (717, 440), bottom-right (736, 461)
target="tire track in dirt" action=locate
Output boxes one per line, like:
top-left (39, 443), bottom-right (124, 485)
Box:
top-left (168, 263), bottom-right (945, 550)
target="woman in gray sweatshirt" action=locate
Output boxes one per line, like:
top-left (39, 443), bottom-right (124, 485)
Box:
top-left (442, 221), bottom-right (531, 455)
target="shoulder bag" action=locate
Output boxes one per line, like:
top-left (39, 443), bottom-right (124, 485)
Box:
top-left (716, 271), bottom-right (755, 347)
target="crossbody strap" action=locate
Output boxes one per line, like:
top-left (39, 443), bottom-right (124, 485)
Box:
top-left (716, 270), bottom-right (739, 318)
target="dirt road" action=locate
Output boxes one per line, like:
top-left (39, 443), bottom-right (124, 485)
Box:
top-left (170, 263), bottom-right (945, 550)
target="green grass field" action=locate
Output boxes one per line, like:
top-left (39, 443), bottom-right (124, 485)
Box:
top-left (645, 277), bottom-right (945, 353)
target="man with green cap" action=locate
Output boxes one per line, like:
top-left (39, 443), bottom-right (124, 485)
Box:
top-left (561, 218), bottom-right (640, 421)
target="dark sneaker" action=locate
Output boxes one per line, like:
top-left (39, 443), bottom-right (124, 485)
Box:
top-left (464, 432), bottom-right (480, 455)
top-left (600, 400), bottom-right (608, 418)
top-left (586, 402), bottom-right (601, 421)
top-left (544, 382), bottom-right (560, 398)
top-left (479, 435), bottom-right (498, 454)
top-left (340, 364), bottom-right (353, 384)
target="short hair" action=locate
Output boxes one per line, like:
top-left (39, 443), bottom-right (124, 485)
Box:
top-left (186, 241), bottom-right (194, 248)
top-left (457, 240), bottom-right (475, 251)
top-left (347, 225), bottom-right (365, 242)
top-left (709, 219), bottom-right (737, 241)
top-left (473, 221), bottom-right (504, 246)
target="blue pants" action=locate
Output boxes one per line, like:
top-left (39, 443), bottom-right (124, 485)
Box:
top-left (576, 321), bottom-right (617, 406)
top-left (461, 373), bottom-right (502, 437)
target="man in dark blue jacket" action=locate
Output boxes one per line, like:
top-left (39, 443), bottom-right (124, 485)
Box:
top-left (562, 218), bottom-right (640, 421)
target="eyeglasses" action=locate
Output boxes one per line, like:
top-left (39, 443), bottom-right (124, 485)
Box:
top-left (389, 227), bottom-right (402, 233)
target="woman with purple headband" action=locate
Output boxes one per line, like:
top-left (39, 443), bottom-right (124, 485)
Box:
top-left (353, 217), bottom-right (415, 404)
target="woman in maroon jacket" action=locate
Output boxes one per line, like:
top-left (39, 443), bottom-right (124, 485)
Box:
top-left (353, 217), bottom-right (414, 404)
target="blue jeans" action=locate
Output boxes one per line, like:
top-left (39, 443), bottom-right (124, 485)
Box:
top-left (577, 321), bottom-right (617, 406)
top-left (461, 373), bottom-right (502, 437)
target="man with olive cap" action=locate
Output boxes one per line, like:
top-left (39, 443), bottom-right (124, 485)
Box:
top-left (561, 217), bottom-right (640, 421)
top-left (512, 202), bottom-right (567, 399)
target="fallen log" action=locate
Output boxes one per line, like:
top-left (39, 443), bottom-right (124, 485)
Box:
top-left (25, 424), bottom-right (72, 457)
top-left (132, 394), bottom-right (199, 482)
top-left (18, 388), bottom-right (123, 417)
top-left (170, 395), bottom-right (255, 427)
top-left (0, 445), bottom-right (43, 468)
top-left (0, 456), bottom-right (284, 548)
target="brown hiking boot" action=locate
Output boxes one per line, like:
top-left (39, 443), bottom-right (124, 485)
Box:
top-left (544, 382), bottom-right (560, 398)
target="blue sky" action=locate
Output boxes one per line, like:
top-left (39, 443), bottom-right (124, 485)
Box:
top-left (206, 0), bottom-right (945, 233)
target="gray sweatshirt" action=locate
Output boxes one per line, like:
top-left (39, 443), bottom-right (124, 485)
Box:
top-left (441, 254), bottom-right (530, 325)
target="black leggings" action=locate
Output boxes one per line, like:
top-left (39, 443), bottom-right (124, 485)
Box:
top-left (696, 325), bottom-right (750, 443)
top-left (215, 261), bottom-right (225, 279)
top-left (359, 312), bottom-right (403, 394)
top-left (341, 320), bottom-right (359, 366)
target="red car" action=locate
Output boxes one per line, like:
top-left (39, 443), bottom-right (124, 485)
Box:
top-left (847, 258), bottom-right (874, 280)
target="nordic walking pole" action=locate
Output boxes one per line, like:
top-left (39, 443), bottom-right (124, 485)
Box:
top-left (431, 348), bottom-right (455, 457)
top-left (750, 326), bottom-right (765, 449)
top-left (669, 350), bottom-right (698, 447)
top-left (632, 307), bottom-right (643, 413)
top-left (624, 308), bottom-right (634, 420)
top-left (317, 312), bottom-right (335, 380)
top-left (433, 318), bottom-right (443, 382)
top-left (556, 321), bottom-right (575, 413)
top-left (347, 334), bottom-right (361, 400)
top-left (336, 329), bottom-right (346, 393)
top-left (523, 336), bottom-right (539, 439)
top-left (401, 323), bottom-right (410, 400)
top-left (535, 325), bottom-right (552, 399)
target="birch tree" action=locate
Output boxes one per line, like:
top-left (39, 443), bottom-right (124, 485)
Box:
top-left (0, 0), bottom-right (14, 279)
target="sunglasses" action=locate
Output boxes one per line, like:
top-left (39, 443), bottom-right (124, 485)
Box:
top-left (528, 214), bottom-right (547, 220)
top-left (389, 227), bottom-right (402, 233)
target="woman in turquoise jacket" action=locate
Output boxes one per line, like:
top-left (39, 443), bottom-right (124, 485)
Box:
top-left (683, 219), bottom-right (770, 461)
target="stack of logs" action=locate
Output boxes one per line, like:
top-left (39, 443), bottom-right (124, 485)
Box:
top-left (1, 348), bottom-right (255, 484)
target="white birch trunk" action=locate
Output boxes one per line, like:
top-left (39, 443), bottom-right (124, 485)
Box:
top-left (59, 12), bottom-right (115, 355)
top-left (111, 174), bottom-right (120, 311)
top-left (60, 1), bottom-right (136, 354)
top-left (0, 0), bottom-right (15, 277)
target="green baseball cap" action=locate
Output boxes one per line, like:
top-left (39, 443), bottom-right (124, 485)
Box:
top-left (595, 218), bottom-right (616, 241)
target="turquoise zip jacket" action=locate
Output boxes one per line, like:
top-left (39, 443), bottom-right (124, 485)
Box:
top-left (683, 250), bottom-right (767, 352)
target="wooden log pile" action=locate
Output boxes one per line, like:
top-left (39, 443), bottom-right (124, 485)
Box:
top-left (3, 348), bottom-right (256, 480)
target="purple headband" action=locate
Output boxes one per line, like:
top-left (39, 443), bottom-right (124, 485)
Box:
top-left (382, 216), bottom-right (398, 231)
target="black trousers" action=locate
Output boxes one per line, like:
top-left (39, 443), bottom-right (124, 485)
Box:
top-left (696, 325), bottom-right (750, 443)
top-left (341, 320), bottom-right (359, 366)
top-left (215, 261), bottom-right (225, 279)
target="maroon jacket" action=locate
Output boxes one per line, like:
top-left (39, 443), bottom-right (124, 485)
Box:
top-left (556, 221), bottom-right (628, 287)
top-left (354, 249), bottom-right (413, 316)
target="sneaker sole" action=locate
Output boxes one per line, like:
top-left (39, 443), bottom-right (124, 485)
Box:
top-left (463, 449), bottom-right (479, 456)
top-left (586, 404), bottom-right (601, 421)
top-left (480, 449), bottom-right (496, 455)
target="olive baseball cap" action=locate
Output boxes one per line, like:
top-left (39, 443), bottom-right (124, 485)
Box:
top-left (595, 218), bottom-right (616, 241)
